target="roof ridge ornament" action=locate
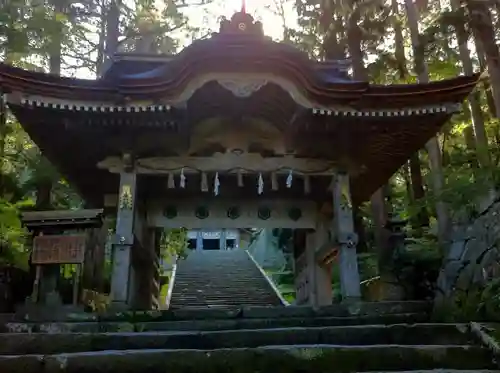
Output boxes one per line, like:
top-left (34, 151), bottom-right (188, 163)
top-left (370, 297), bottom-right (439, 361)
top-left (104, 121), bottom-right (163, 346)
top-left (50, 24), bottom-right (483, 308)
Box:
top-left (219, 10), bottom-right (264, 37)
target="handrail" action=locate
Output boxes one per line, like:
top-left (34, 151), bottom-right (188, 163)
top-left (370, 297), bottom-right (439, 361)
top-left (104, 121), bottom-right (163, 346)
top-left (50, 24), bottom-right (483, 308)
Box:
top-left (245, 249), bottom-right (290, 306)
top-left (164, 256), bottom-right (178, 309)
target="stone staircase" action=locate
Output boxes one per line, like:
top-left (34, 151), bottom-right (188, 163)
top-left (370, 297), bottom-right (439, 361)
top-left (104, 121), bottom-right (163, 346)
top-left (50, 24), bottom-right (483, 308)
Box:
top-left (168, 250), bottom-right (284, 309)
top-left (0, 301), bottom-right (498, 373)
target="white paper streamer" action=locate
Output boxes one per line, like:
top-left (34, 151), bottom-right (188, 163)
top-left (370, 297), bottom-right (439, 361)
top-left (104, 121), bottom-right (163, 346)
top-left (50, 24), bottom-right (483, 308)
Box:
top-left (258, 173), bottom-right (264, 195)
top-left (201, 172), bottom-right (208, 192)
top-left (286, 169), bottom-right (293, 188)
top-left (168, 172), bottom-right (175, 189)
top-left (180, 168), bottom-right (186, 188)
top-left (214, 172), bottom-right (220, 196)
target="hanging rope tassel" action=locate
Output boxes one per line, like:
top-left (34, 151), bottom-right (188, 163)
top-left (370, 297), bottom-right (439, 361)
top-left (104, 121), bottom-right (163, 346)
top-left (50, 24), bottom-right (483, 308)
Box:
top-left (304, 175), bottom-right (311, 194)
top-left (271, 172), bottom-right (278, 191)
top-left (286, 169), bottom-right (293, 188)
top-left (201, 172), bottom-right (208, 192)
top-left (167, 172), bottom-right (175, 189)
top-left (180, 168), bottom-right (186, 188)
top-left (258, 173), bottom-right (264, 195)
top-left (214, 172), bottom-right (220, 196)
top-left (237, 170), bottom-right (244, 187)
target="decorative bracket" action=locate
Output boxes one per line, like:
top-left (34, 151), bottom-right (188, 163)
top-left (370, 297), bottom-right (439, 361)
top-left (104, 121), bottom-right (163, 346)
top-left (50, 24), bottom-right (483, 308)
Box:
top-left (337, 232), bottom-right (358, 248)
top-left (118, 185), bottom-right (133, 210)
top-left (217, 79), bottom-right (268, 98)
top-left (111, 233), bottom-right (134, 246)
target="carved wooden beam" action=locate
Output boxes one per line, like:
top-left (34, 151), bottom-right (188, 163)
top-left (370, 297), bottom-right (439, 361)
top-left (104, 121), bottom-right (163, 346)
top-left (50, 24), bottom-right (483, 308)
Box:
top-left (98, 153), bottom-right (338, 175)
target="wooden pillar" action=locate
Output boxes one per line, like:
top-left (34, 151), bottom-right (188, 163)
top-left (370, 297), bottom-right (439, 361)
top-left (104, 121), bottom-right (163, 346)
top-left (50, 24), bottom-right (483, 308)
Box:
top-left (135, 227), bottom-right (160, 310)
top-left (305, 232), bottom-right (318, 306)
top-left (293, 230), bottom-right (309, 305)
top-left (312, 222), bottom-right (333, 306)
top-left (219, 229), bottom-right (226, 250)
top-left (82, 224), bottom-right (108, 292)
top-left (332, 173), bottom-right (361, 300)
top-left (150, 229), bottom-right (160, 309)
top-left (110, 171), bottom-right (137, 307)
top-left (196, 230), bottom-right (203, 250)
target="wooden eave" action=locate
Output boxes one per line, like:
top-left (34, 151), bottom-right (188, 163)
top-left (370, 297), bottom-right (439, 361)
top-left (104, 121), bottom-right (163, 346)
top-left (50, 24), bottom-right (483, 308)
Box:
top-left (0, 46), bottom-right (480, 110)
top-left (9, 99), bottom-right (461, 206)
top-left (21, 209), bottom-right (104, 231)
top-left (357, 74), bottom-right (481, 108)
top-left (0, 63), bottom-right (117, 101)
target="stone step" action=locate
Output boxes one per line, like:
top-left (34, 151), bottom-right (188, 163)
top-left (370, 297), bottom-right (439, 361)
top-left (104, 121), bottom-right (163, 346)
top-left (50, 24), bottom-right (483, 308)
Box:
top-left (1, 301), bottom-right (433, 323)
top-left (169, 250), bottom-right (283, 308)
top-left (0, 345), bottom-right (495, 373)
top-left (1, 312), bottom-right (429, 334)
top-left (0, 324), bottom-right (474, 355)
top-left (172, 284), bottom-right (273, 288)
top-left (171, 284), bottom-right (274, 289)
top-left (173, 278), bottom-right (270, 282)
top-left (367, 371), bottom-right (500, 373)
top-left (169, 301), bottom-right (280, 307)
top-left (170, 293), bottom-right (276, 298)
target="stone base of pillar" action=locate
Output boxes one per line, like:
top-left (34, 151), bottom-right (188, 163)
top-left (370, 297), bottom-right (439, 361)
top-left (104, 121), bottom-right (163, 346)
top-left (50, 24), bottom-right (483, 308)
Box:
top-left (110, 244), bottom-right (132, 306)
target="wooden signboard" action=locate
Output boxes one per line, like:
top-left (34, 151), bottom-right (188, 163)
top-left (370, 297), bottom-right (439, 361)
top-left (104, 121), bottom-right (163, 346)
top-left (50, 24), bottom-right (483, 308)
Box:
top-left (32, 235), bottom-right (86, 264)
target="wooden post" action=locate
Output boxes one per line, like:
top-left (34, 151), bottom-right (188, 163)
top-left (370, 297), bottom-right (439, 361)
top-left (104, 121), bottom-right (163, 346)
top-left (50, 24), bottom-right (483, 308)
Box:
top-left (72, 265), bottom-right (81, 306)
top-left (305, 232), bottom-right (318, 306)
top-left (196, 230), bottom-right (203, 250)
top-left (219, 229), bottom-right (226, 250)
top-left (110, 170), bottom-right (137, 307)
top-left (332, 173), bottom-right (361, 300)
top-left (32, 266), bottom-right (42, 303)
top-left (312, 221), bottom-right (333, 306)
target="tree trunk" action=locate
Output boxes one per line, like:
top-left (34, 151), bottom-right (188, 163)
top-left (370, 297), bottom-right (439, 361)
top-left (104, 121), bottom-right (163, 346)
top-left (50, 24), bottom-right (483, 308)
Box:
top-left (95, 9), bottom-right (107, 77)
top-left (104, 0), bottom-right (121, 70)
top-left (353, 205), bottom-right (368, 252)
top-left (392, 0), bottom-right (428, 232)
top-left (392, 0), bottom-right (407, 80)
top-left (346, 7), bottom-right (388, 256)
top-left (452, 0), bottom-right (489, 167)
top-left (467, 0), bottom-right (500, 117)
top-left (409, 153), bottom-right (429, 227)
top-left (476, 39), bottom-right (498, 118)
top-left (405, 0), bottom-right (450, 246)
top-left (0, 8), bottom-right (18, 196)
top-left (461, 103), bottom-right (481, 170)
top-left (36, 0), bottom-right (65, 209)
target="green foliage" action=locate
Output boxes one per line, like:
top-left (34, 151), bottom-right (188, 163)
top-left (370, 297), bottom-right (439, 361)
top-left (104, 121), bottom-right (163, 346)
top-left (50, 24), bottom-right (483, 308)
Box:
top-left (0, 198), bottom-right (30, 270)
top-left (160, 228), bottom-right (188, 261)
top-left (439, 278), bottom-right (500, 322)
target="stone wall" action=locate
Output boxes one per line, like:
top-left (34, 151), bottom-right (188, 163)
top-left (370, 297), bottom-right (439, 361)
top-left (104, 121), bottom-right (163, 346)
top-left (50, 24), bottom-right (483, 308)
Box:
top-left (435, 193), bottom-right (500, 306)
top-left (247, 229), bottom-right (286, 270)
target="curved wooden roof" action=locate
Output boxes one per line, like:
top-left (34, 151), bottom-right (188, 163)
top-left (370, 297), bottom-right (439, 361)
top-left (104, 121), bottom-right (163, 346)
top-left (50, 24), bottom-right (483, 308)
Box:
top-left (0, 12), bottom-right (480, 110)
